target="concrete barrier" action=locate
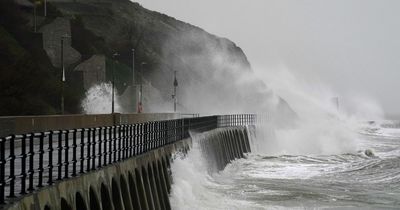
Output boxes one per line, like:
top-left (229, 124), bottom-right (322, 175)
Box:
top-left (3, 138), bottom-right (190, 210)
top-left (1, 126), bottom-right (251, 210)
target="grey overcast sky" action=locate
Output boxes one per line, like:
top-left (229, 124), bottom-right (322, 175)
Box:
top-left (135, 0), bottom-right (400, 115)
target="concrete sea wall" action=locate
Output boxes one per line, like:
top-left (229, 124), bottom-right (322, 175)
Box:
top-left (4, 139), bottom-right (190, 210)
top-left (2, 126), bottom-right (251, 210)
top-left (197, 127), bottom-right (251, 172)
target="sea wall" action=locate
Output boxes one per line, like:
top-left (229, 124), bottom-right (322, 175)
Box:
top-left (4, 138), bottom-right (190, 210)
top-left (197, 126), bottom-right (251, 172)
top-left (1, 124), bottom-right (252, 210)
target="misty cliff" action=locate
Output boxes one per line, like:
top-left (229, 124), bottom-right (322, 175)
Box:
top-left (0, 0), bottom-right (295, 121)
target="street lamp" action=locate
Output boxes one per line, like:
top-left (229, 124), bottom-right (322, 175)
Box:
top-left (138, 62), bottom-right (146, 113)
top-left (112, 52), bottom-right (120, 113)
top-left (33, 1), bottom-right (39, 32)
top-left (131, 49), bottom-right (135, 84)
top-left (131, 49), bottom-right (135, 113)
top-left (172, 71), bottom-right (178, 112)
top-left (60, 34), bottom-right (71, 115)
top-left (44, 0), bottom-right (47, 17)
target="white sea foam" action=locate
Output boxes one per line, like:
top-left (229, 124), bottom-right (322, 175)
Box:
top-left (81, 83), bottom-right (122, 114)
top-left (169, 137), bottom-right (254, 210)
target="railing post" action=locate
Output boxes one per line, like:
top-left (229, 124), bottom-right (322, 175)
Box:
top-left (133, 125), bottom-right (137, 155)
top-left (129, 125), bottom-right (133, 157)
top-left (0, 137), bottom-right (5, 204)
top-left (157, 122), bottom-right (161, 148)
top-left (20, 135), bottom-right (27, 194)
top-left (181, 119), bottom-right (185, 139)
top-left (108, 127), bottom-right (113, 164)
top-left (163, 121), bottom-right (167, 145)
top-left (143, 123), bottom-right (148, 153)
top-left (48, 131), bottom-right (54, 185)
top-left (8, 135), bottom-right (15, 198)
top-left (64, 130), bottom-right (69, 179)
top-left (91, 128), bottom-right (96, 170)
top-left (174, 120), bottom-right (177, 143)
top-left (141, 123), bottom-right (147, 153)
top-left (166, 121), bottom-right (170, 144)
top-left (122, 125), bottom-right (127, 159)
top-left (57, 131), bottom-right (62, 180)
top-left (72, 129), bottom-right (77, 177)
top-left (27, 133), bottom-right (34, 192)
top-left (137, 124), bottom-right (141, 154)
top-left (118, 126), bottom-right (122, 161)
top-left (80, 129), bottom-right (85, 174)
top-left (37, 132), bottom-right (45, 187)
top-left (148, 122), bottom-right (152, 150)
top-left (98, 128), bottom-right (102, 168)
top-left (103, 127), bottom-right (108, 167)
top-left (118, 125), bottom-right (123, 161)
top-left (126, 125), bottom-right (130, 158)
top-left (139, 124), bottom-right (143, 154)
top-left (86, 128), bottom-right (91, 171)
top-left (113, 126), bottom-right (117, 162)
top-left (150, 122), bottom-right (154, 149)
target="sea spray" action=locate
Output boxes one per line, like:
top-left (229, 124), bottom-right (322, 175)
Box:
top-left (248, 65), bottom-right (386, 155)
top-left (81, 83), bottom-right (122, 114)
top-left (169, 132), bottom-right (254, 210)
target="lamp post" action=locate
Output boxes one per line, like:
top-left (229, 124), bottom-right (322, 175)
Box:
top-left (44, 0), bottom-right (47, 17)
top-left (33, 1), bottom-right (37, 32)
top-left (138, 62), bottom-right (146, 113)
top-left (112, 52), bottom-right (120, 113)
top-left (60, 34), bottom-right (71, 115)
top-left (131, 49), bottom-right (135, 113)
top-left (132, 49), bottom-right (135, 84)
top-left (172, 71), bottom-right (178, 112)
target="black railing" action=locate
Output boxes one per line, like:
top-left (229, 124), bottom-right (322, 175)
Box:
top-left (0, 114), bottom-right (256, 205)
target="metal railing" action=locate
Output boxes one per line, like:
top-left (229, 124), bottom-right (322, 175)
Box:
top-left (0, 114), bottom-right (256, 205)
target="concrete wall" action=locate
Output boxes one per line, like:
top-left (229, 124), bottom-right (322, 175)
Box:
top-left (197, 127), bottom-right (251, 172)
top-left (4, 138), bottom-right (191, 210)
top-left (1, 126), bottom-right (251, 210)
top-left (0, 113), bottom-right (180, 138)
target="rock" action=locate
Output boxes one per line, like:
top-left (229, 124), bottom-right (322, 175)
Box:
top-left (365, 149), bottom-right (375, 157)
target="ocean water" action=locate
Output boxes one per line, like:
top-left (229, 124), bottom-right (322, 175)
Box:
top-left (169, 120), bottom-right (400, 209)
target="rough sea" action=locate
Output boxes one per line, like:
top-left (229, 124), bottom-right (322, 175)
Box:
top-left (169, 120), bottom-right (400, 209)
